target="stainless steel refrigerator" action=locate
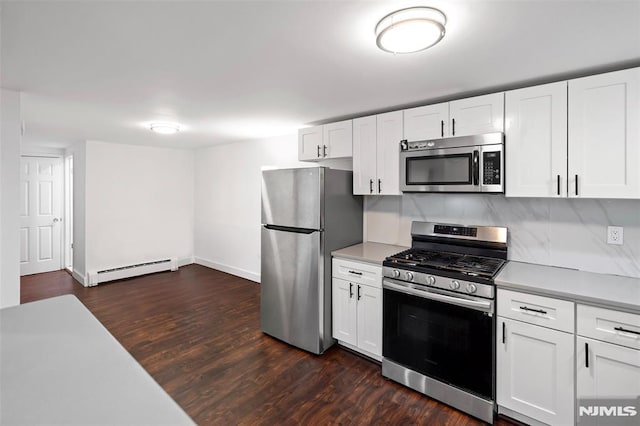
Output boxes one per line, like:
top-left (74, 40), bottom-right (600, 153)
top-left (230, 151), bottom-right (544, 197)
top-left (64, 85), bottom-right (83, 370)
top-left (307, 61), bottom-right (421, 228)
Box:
top-left (260, 167), bottom-right (363, 354)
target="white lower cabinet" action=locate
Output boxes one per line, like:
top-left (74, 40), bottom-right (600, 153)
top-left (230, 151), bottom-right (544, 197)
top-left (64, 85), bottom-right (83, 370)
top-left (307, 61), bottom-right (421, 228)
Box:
top-left (331, 258), bottom-right (382, 360)
top-left (497, 289), bottom-right (575, 425)
top-left (497, 317), bottom-right (575, 425)
top-left (576, 304), bottom-right (640, 414)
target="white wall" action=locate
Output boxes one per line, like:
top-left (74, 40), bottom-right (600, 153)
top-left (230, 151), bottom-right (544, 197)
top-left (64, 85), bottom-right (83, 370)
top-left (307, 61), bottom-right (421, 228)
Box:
top-left (82, 141), bottom-right (194, 278)
top-left (66, 141), bottom-right (87, 283)
top-left (366, 195), bottom-right (640, 278)
top-left (0, 89), bottom-right (21, 308)
top-left (194, 133), bottom-right (313, 282)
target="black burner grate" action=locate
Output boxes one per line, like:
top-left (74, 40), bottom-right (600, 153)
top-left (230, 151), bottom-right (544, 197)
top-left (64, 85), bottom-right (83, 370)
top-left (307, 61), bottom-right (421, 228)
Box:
top-left (386, 249), bottom-right (505, 278)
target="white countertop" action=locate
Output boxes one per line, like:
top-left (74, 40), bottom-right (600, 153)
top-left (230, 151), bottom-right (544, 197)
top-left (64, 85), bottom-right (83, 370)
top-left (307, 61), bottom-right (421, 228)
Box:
top-left (496, 261), bottom-right (640, 313)
top-left (332, 242), bottom-right (409, 265)
top-left (0, 295), bottom-right (194, 425)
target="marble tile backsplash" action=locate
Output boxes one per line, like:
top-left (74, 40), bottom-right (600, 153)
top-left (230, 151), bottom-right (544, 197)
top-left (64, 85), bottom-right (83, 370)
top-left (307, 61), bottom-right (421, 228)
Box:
top-left (365, 195), bottom-right (640, 278)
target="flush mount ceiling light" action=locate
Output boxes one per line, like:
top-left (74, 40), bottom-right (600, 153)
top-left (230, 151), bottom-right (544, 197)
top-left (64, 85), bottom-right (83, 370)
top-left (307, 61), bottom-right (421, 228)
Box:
top-left (375, 6), bottom-right (446, 54)
top-left (149, 122), bottom-right (180, 135)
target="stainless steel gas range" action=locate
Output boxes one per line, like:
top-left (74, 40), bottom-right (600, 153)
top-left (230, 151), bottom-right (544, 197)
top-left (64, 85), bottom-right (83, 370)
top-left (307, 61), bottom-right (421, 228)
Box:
top-left (381, 221), bottom-right (507, 424)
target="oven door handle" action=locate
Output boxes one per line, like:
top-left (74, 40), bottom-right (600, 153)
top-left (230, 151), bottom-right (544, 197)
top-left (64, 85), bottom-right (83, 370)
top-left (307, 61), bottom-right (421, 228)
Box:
top-left (383, 279), bottom-right (493, 313)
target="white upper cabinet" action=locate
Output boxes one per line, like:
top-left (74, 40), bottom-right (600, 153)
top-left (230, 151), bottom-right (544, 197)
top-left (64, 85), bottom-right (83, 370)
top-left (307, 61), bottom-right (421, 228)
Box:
top-left (323, 120), bottom-right (353, 159)
top-left (376, 111), bottom-right (403, 195)
top-left (298, 120), bottom-right (353, 161)
top-left (403, 93), bottom-right (504, 142)
top-left (403, 103), bottom-right (448, 141)
top-left (352, 111), bottom-right (402, 195)
top-left (449, 93), bottom-right (505, 137)
top-left (298, 125), bottom-right (324, 161)
top-left (352, 116), bottom-right (377, 195)
top-left (569, 67), bottom-right (640, 198)
top-left (505, 82), bottom-right (568, 197)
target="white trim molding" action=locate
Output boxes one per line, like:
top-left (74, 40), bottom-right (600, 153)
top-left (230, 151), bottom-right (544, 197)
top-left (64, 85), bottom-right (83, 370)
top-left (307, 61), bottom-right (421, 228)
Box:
top-left (194, 257), bottom-right (260, 283)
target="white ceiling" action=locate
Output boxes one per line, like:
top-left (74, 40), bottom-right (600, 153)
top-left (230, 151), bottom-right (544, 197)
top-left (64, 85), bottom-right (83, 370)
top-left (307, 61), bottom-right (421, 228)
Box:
top-left (2, 0), bottom-right (639, 150)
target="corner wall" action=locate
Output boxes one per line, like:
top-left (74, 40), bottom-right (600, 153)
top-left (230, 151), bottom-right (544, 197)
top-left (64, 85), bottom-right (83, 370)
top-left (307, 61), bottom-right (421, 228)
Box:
top-left (83, 141), bottom-right (195, 277)
top-left (194, 133), bottom-right (308, 282)
top-left (0, 89), bottom-right (21, 308)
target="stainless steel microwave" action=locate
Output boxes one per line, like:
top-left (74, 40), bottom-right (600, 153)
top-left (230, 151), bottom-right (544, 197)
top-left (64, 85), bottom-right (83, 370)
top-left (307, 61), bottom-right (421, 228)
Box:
top-left (400, 132), bottom-right (504, 193)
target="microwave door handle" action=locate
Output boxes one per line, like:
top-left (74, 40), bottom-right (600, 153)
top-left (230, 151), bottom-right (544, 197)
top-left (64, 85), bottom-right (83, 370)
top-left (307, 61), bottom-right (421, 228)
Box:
top-left (473, 150), bottom-right (480, 186)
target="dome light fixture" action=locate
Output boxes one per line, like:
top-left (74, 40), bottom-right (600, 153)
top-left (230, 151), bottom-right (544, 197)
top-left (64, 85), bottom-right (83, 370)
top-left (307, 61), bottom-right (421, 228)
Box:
top-left (149, 122), bottom-right (181, 135)
top-left (375, 6), bottom-right (446, 54)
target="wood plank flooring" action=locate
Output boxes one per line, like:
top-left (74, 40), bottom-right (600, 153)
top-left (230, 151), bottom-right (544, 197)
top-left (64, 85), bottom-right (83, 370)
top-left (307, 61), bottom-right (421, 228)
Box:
top-left (21, 265), bottom-right (518, 425)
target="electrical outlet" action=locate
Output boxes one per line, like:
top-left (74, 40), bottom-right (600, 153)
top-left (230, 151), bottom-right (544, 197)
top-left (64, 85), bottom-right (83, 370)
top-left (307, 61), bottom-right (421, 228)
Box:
top-left (607, 226), bottom-right (624, 245)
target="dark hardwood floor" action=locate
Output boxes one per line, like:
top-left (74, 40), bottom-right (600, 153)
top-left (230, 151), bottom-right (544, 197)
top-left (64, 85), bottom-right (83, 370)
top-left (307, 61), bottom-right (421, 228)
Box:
top-left (21, 265), bottom-right (518, 425)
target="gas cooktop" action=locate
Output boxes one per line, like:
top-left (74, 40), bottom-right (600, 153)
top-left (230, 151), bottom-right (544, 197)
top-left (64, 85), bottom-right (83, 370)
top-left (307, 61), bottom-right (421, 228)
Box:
top-left (385, 248), bottom-right (505, 278)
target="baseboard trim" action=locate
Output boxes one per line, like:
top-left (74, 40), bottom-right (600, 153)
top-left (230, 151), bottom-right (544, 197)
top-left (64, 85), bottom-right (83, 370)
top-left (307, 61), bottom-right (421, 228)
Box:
top-left (194, 257), bottom-right (260, 283)
top-left (177, 257), bottom-right (194, 268)
top-left (71, 269), bottom-right (87, 287)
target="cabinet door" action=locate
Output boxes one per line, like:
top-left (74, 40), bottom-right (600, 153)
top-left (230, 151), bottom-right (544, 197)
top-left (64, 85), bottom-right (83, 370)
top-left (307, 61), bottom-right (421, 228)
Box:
top-left (505, 82), bottom-right (568, 197)
top-left (403, 103), bottom-right (449, 141)
top-left (324, 120), bottom-right (353, 159)
top-left (450, 92), bottom-right (505, 137)
top-left (352, 116), bottom-right (377, 195)
top-left (497, 317), bottom-right (574, 426)
top-left (356, 284), bottom-right (382, 359)
top-left (577, 336), bottom-right (640, 401)
top-left (568, 67), bottom-right (640, 198)
top-left (376, 111), bottom-right (403, 195)
top-left (298, 125), bottom-right (323, 161)
top-left (332, 278), bottom-right (357, 346)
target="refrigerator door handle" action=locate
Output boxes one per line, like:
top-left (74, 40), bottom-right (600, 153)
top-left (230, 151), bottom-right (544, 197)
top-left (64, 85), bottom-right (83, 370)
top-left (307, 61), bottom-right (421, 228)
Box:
top-left (263, 224), bottom-right (318, 234)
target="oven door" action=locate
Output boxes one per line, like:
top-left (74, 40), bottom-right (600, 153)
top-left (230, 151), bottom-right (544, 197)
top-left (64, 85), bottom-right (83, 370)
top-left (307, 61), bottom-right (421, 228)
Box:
top-left (382, 278), bottom-right (495, 400)
top-left (400, 146), bottom-right (480, 192)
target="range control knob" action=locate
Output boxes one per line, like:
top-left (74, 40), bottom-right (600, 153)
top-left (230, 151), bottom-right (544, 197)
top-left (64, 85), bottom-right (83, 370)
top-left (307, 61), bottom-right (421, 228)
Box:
top-left (392, 269), bottom-right (400, 278)
top-left (450, 280), bottom-right (460, 290)
top-left (405, 272), bottom-right (414, 281)
top-left (466, 283), bottom-right (477, 294)
top-left (427, 276), bottom-right (436, 285)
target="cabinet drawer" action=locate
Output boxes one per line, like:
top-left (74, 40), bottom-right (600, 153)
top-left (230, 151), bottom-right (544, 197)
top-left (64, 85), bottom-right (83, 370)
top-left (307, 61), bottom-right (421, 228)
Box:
top-left (497, 289), bottom-right (574, 333)
top-left (332, 258), bottom-right (381, 288)
top-left (578, 304), bottom-right (640, 350)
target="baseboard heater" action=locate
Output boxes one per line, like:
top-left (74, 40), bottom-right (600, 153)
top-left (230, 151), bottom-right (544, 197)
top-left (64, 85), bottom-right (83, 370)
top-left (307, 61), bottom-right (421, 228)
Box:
top-left (86, 258), bottom-right (178, 286)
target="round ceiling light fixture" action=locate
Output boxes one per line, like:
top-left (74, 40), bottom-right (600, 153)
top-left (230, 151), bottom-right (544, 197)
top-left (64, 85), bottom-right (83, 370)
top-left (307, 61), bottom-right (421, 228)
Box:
top-left (375, 6), bottom-right (446, 54)
top-left (149, 122), bottom-right (181, 135)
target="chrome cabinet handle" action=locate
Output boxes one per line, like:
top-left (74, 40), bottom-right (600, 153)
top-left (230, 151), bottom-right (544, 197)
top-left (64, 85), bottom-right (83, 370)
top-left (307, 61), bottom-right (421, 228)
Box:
top-left (378, 179), bottom-right (382, 193)
top-left (575, 174), bottom-right (579, 196)
top-left (323, 145), bottom-right (327, 157)
top-left (452, 118), bottom-right (456, 136)
top-left (502, 321), bottom-right (506, 344)
top-left (369, 179), bottom-right (373, 194)
top-left (349, 283), bottom-right (353, 299)
top-left (317, 145), bottom-right (321, 158)
top-left (348, 270), bottom-right (363, 276)
top-left (557, 175), bottom-right (560, 196)
top-left (357, 285), bottom-right (361, 300)
top-left (441, 120), bottom-right (444, 137)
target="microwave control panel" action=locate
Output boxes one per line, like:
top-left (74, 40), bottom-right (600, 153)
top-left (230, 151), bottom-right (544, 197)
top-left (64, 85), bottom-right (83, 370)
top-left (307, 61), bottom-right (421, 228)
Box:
top-left (483, 151), bottom-right (501, 185)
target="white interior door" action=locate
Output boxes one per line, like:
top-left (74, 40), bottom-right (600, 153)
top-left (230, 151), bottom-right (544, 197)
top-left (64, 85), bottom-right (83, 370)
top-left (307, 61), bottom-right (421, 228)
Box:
top-left (20, 156), bottom-right (63, 275)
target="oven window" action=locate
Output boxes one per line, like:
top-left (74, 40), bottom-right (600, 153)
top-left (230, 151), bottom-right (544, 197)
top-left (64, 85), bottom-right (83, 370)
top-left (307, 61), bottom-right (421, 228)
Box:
top-left (406, 154), bottom-right (472, 185)
top-left (383, 287), bottom-right (494, 399)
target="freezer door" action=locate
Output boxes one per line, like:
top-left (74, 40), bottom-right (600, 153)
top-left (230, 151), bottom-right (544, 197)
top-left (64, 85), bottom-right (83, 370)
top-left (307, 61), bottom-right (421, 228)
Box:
top-left (260, 225), bottom-right (324, 354)
top-left (261, 167), bottom-right (322, 230)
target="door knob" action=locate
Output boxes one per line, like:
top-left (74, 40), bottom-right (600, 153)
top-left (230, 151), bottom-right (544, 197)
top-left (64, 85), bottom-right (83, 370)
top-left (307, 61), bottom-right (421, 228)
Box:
top-left (53, 217), bottom-right (61, 223)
